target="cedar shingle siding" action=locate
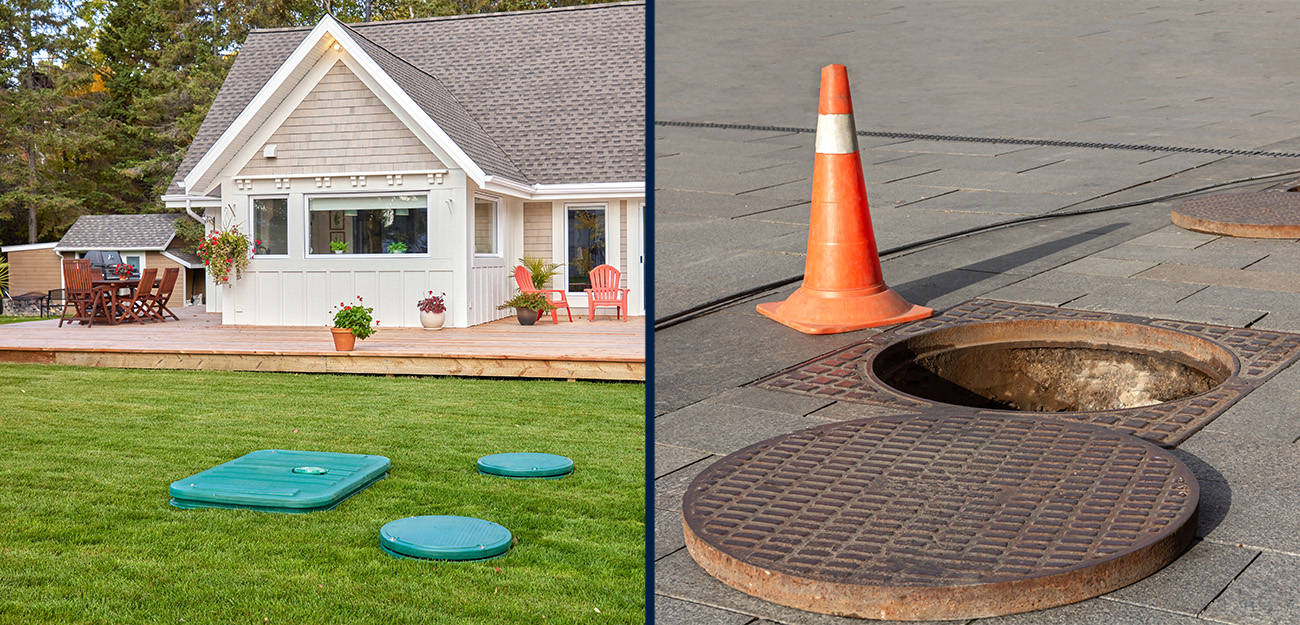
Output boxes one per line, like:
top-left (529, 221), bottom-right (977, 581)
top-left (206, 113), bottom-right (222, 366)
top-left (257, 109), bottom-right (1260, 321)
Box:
top-left (239, 62), bottom-right (442, 176)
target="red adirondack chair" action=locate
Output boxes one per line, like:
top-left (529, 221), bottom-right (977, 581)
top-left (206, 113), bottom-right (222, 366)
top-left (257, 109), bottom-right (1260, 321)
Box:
top-left (584, 264), bottom-right (630, 321)
top-left (514, 265), bottom-right (572, 323)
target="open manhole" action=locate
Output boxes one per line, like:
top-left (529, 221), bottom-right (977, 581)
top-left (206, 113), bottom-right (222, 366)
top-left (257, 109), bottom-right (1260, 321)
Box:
top-left (683, 414), bottom-right (1199, 620)
top-left (1170, 191), bottom-right (1300, 238)
top-left (870, 318), bottom-right (1235, 412)
top-left (757, 299), bottom-right (1300, 447)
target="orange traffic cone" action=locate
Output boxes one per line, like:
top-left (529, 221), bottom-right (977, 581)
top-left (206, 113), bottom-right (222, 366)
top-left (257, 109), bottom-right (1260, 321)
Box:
top-left (756, 64), bottom-right (932, 334)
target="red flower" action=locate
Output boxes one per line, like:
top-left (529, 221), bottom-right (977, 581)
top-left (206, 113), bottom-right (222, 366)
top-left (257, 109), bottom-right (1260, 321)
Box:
top-left (345, 306), bottom-right (351, 310)
top-left (357, 296), bottom-right (363, 301)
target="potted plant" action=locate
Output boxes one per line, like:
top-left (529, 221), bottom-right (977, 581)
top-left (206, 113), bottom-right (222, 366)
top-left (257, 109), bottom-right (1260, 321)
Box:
top-left (417, 291), bottom-right (446, 330)
top-left (497, 292), bottom-right (556, 326)
top-left (519, 255), bottom-right (563, 289)
top-left (386, 241), bottom-right (407, 254)
top-left (111, 263), bottom-right (136, 280)
top-left (330, 240), bottom-right (348, 254)
top-left (329, 296), bottom-right (377, 351)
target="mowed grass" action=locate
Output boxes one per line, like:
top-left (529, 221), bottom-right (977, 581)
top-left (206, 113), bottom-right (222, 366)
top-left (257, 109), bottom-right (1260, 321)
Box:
top-left (0, 315), bottom-right (43, 324)
top-left (0, 364), bottom-right (645, 624)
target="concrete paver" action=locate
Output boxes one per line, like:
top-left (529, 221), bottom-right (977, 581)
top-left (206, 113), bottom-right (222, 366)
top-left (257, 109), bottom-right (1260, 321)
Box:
top-left (1200, 553), bottom-right (1300, 625)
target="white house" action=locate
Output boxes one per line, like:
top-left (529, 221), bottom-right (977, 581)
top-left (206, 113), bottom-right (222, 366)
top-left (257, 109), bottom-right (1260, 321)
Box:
top-left (163, 2), bottom-right (645, 328)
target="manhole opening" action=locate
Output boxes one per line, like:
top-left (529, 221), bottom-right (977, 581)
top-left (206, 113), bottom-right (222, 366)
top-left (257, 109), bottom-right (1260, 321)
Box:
top-left (870, 319), bottom-right (1235, 412)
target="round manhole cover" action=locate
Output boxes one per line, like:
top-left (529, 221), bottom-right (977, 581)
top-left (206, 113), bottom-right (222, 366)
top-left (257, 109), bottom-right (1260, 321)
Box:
top-left (682, 414), bottom-right (1199, 620)
top-left (1171, 191), bottom-right (1300, 238)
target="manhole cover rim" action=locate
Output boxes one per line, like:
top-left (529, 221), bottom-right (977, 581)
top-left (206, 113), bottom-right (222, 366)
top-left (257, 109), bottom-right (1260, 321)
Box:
top-left (858, 317), bottom-right (1243, 417)
top-left (682, 414), bottom-right (1200, 620)
top-left (753, 299), bottom-right (1300, 448)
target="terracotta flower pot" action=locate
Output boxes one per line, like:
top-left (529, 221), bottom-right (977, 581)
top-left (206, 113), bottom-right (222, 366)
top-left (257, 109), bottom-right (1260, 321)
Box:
top-left (516, 308), bottom-right (539, 326)
top-left (331, 327), bottom-right (356, 351)
top-left (419, 311), bottom-right (445, 330)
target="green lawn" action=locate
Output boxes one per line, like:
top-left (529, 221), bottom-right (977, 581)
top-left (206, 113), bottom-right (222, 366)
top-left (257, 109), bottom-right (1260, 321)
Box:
top-left (0, 315), bottom-right (44, 324)
top-left (0, 365), bottom-right (645, 624)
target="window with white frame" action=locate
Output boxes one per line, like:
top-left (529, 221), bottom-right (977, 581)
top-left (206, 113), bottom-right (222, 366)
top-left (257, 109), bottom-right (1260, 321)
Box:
top-left (473, 196), bottom-right (499, 255)
top-left (307, 194), bottom-right (428, 255)
top-left (252, 197), bottom-right (288, 255)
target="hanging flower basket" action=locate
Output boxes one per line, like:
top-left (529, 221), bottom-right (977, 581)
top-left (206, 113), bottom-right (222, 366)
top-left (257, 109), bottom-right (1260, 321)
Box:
top-left (197, 227), bottom-right (254, 286)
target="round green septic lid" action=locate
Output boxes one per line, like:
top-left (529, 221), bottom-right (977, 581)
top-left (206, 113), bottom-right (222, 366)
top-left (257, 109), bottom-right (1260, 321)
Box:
top-left (380, 516), bottom-right (513, 561)
top-left (476, 452), bottom-right (574, 478)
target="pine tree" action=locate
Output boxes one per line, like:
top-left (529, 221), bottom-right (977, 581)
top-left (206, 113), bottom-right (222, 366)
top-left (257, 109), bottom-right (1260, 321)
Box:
top-left (0, 0), bottom-right (105, 243)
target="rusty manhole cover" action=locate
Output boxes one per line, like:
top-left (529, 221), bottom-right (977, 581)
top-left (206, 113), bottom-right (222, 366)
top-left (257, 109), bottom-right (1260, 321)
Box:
top-left (1171, 191), bottom-right (1300, 238)
top-left (756, 299), bottom-right (1300, 447)
top-left (682, 414), bottom-right (1199, 621)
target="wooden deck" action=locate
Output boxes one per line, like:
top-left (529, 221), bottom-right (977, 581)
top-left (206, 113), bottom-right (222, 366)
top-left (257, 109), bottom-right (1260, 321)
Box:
top-left (0, 307), bottom-right (645, 381)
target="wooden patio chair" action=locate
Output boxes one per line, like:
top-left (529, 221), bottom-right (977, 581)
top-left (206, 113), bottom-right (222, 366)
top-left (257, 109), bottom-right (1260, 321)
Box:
top-left (58, 259), bottom-right (105, 327)
top-left (113, 268), bottom-right (156, 324)
top-left (146, 267), bottom-right (181, 321)
top-left (584, 264), bottom-right (630, 322)
top-left (514, 265), bottom-right (573, 323)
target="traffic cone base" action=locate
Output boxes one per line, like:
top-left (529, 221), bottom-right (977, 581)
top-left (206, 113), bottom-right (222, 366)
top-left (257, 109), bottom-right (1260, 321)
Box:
top-left (756, 285), bottom-right (932, 335)
top-left (755, 63), bottom-right (933, 335)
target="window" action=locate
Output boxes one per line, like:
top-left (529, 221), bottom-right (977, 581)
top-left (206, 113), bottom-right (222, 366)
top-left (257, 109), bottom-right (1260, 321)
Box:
top-left (566, 205), bottom-right (606, 292)
top-left (474, 196), bottom-right (499, 255)
top-left (252, 197), bottom-right (288, 255)
top-left (123, 254), bottom-right (143, 270)
top-left (308, 194), bottom-right (427, 255)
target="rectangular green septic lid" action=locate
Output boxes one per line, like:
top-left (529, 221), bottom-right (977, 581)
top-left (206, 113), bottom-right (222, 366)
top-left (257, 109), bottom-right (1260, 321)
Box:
top-left (170, 449), bottom-right (390, 513)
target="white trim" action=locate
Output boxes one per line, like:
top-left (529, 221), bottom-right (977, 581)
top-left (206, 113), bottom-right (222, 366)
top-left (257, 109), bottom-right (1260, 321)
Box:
top-left (482, 179), bottom-right (645, 200)
top-left (530, 182), bottom-right (645, 200)
top-left (56, 246), bottom-right (168, 252)
top-left (1, 242), bottom-right (58, 253)
top-left (629, 200), bottom-right (645, 316)
top-left (161, 251), bottom-right (204, 269)
top-left (232, 169), bottom-right (449, 182)
top-left (162, 195), bottom-right (222, 208)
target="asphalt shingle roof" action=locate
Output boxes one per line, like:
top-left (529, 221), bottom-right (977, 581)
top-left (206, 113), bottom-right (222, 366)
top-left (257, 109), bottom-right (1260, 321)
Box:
top-left (169, 1), bottom-right (644, 194)
top-left (56, 214), bottom-right (182, 250)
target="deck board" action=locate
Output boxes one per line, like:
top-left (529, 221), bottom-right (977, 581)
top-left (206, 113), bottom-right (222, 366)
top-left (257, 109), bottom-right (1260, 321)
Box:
top-left (0, 307), bottom-right (645, 380)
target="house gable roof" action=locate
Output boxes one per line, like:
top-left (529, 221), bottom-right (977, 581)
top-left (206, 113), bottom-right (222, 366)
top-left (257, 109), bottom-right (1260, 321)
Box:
top-left (56, 214), bottom-right (183, 251)
top-left (169, 2), bottom-right (644, 196)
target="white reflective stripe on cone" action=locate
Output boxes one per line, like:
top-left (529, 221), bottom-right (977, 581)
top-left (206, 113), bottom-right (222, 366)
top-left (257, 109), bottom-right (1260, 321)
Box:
top-left (814, 113), bottom-right (859, 154)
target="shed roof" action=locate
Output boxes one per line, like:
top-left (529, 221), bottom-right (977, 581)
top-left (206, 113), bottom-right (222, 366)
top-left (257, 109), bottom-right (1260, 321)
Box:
top-left (56, 214), bottom-right (183, 251)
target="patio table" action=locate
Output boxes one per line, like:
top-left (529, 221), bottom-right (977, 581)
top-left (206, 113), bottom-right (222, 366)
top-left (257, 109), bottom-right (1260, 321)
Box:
top-left (90, 278), bottom-right (161, 325)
